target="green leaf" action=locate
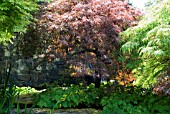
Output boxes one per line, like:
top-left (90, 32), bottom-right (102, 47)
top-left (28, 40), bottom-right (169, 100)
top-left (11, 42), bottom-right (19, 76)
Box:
top-left (62, 101), bottom-right (68, 108)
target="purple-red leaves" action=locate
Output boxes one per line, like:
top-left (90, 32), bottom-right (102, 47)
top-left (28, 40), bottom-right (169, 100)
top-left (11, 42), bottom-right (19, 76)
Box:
top-left (36, 0), bottom-right (142, 77)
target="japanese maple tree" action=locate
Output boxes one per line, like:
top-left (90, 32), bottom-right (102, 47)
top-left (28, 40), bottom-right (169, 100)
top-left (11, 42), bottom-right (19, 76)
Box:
top-left (21, 0), bottom-right (142, 87)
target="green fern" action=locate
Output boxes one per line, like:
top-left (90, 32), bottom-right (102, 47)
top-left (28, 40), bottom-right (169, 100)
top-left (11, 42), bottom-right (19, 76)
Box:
top-left (121, 0), bottom-right (170, 88)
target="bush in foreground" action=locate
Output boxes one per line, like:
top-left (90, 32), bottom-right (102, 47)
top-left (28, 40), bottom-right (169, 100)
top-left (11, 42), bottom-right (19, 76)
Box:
top-left (37, 84), bottom-right (170, 113)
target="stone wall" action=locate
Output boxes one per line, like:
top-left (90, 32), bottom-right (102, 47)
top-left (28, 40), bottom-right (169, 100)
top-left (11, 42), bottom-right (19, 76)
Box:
top-left (0, 44), bottom-right (67, 88)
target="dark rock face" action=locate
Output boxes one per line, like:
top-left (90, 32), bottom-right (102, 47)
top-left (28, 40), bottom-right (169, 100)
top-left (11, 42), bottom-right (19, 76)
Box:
top-left (0, 46), bottom-right (5, 61)
top-left (0, 43), bottom-right (94, 89)
top-left (0, 44), bottom-right (68, 88)
top-left (0, 42), bottom-right (109, 88)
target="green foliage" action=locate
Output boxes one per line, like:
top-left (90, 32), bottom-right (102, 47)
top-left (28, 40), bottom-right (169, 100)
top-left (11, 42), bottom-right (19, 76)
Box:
top-left (0, 62), bottom-right (17, 113)
top-left (0, 65), bottom-right (40, 113)
top-left (100, 86), bottom-right (170, 114)
top-left (37, 83), bottom-right (170, 113)
top-left (15, 86), bottom-right (40, 95)
top-left (121, 0), bottom-right (170, 88)
top-left (0, 0), bottom-right (37, 43)
top-left (37, 84), bottom-right (101, 109)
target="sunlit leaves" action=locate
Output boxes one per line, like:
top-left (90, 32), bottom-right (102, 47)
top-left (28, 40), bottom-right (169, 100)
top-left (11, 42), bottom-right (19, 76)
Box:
top-left (0, 0), bottom-right (37, 44)
top-left (121, 0), bottom-right (170, 89)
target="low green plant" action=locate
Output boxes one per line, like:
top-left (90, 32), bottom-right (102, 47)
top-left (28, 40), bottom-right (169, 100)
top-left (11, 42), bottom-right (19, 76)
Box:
top-left (0, 61), bottom-right (17, 113)
top-left (14, 86), bottom-right (41, 114)
top-left (37, 84), bottom-right (101, 110)
top-left (36, 83), bottom-right (170, 114)
top-left (100, 86), bottom-right (170, 114)
top-left (15, 86), bottom-right (40, 95)
top-left (0, 65), bottom-right (36, 114)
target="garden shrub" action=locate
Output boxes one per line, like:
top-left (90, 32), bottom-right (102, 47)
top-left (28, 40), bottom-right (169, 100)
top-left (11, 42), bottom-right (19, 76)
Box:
top-left (101, 86), bottom-right (170, 114)
top-left (36, 83), bottom-right (170, 113)
top-left (19, 0), bottom-right (142, 85)
top-left (37, 84), bottom-right (101, 109)
top-left (121, 0), bottom-right (170, 92)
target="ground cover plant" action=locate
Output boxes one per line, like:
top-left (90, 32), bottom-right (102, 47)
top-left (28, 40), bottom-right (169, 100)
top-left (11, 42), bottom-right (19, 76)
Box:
top-left (37, 83), bottom-right (170, 114)
top-left (37, 84), bottom-right (101, 109)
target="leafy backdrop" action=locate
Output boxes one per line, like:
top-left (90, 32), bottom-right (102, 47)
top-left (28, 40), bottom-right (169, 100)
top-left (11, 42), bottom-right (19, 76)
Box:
top-left (121, 0), bottom-right (170, 89)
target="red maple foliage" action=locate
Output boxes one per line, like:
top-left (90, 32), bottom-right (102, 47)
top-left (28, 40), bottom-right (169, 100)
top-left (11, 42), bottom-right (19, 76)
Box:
top-left (22, 0), bottom-right (142, 86)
